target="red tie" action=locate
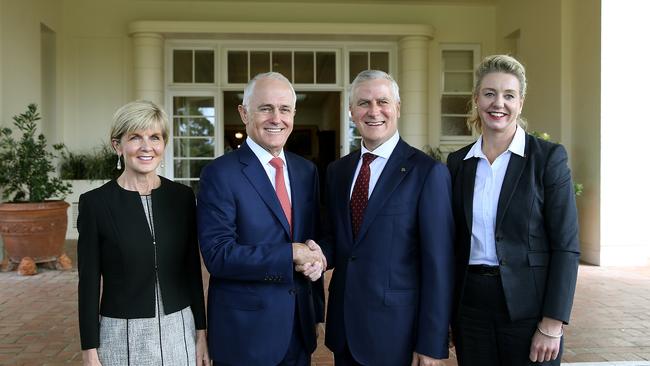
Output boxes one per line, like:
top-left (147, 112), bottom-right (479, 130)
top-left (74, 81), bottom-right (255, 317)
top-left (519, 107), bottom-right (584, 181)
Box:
top-left (269, 157), bottom-right (292, 231)
top-left (350, 153), bottom-right (377, 238)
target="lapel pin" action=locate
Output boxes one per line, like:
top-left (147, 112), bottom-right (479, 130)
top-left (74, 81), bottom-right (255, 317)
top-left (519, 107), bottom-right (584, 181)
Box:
top-left (401, 167), bottom-right (406, 172)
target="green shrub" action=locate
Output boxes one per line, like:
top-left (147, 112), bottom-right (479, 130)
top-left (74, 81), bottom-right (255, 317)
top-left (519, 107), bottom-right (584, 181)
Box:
top-left (60, 144), bottom-right (120, 180)
top-left (0, 104), bottom-right (72, 202)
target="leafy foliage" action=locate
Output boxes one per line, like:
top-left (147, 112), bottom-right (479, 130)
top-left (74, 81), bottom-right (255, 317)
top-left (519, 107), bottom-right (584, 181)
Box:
top-left (60, 143), bottom-right (120, 180)
top-left (0, 104), bottom-right (72, 202)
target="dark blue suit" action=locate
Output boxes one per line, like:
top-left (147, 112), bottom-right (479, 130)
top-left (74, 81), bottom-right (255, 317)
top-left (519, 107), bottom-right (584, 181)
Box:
top-left (323, 139), bottom-right (455, 365)
top-left (197, 142), bottom-right (323, 366)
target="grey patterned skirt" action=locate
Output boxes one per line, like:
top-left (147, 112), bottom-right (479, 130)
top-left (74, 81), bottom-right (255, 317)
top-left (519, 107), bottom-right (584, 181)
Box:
top-left (97, 283), bottom-right (196, 366)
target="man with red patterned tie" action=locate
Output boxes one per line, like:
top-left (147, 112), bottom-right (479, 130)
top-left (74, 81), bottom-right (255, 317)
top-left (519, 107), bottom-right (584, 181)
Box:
top-left (321, 70), bottom-right (455, 366)
top-left (197, 72), bottom-right (326, 366)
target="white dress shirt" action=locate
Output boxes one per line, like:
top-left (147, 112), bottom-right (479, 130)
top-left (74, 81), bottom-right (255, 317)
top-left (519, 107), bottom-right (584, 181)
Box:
top-left (349, 132), bottom-right (400, 199)
top-left (246, 137), bottom-right (291, 203)
top-left (464, 126), bottom-right (526, 265)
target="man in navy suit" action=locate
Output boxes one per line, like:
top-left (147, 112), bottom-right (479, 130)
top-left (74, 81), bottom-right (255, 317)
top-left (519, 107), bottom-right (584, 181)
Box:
top-left (197, 72), bottom-right (326, 366)
top-left (321, 70), bottom-right (455, 365)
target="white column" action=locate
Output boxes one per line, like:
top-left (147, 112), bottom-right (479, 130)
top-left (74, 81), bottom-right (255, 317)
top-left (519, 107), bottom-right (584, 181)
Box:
top-left (132, 32), bottom-right (164, 106)
top-left (398, 36), bottom-right (429, 150)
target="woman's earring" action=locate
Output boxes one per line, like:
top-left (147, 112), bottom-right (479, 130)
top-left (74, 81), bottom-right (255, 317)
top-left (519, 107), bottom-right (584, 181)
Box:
top-left (160, 160), bottom-right (165, 169)
top-left (116, 155), bottom-right (122, 170)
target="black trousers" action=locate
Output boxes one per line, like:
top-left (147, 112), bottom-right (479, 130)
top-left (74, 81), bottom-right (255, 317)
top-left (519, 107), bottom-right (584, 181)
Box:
top-left (455, 271), bottom-right (562, 366)
top-left (334, 342), bottom-right (364, 366)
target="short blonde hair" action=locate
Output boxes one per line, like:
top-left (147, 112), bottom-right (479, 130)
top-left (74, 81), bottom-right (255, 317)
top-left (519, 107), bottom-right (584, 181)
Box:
top-left (110, 100), bottom-right (169, 146)
top-left (467, 55), bottom-right (527, 133)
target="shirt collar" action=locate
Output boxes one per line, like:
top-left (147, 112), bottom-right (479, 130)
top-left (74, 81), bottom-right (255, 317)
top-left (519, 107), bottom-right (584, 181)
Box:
top-left (246, 137), bottom-right (287, 165)
top-left (464, 125), bottom-right (526, 160)
top-left (361, 131), bottom-right (400, 160)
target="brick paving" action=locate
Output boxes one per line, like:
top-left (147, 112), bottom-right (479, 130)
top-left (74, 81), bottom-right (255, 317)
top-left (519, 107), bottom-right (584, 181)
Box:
top-left (1, 241), bottom-right (649, 365)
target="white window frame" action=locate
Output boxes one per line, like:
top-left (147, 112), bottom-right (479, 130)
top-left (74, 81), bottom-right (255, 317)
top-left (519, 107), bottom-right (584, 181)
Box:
top-left (164, 39), bottom-right (397, 183)
top-left (439, 43), bottom-right (481, 146)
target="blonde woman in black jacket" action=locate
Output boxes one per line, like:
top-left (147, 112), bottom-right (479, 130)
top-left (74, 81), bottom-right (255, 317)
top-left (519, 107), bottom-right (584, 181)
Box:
top-left (77, 100), bottom-right (209, 366)
top-left (447, 55), bottom-right (579, 366)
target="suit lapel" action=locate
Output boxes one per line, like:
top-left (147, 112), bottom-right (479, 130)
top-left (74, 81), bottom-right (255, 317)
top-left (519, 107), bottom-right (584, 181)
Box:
top-left (462, 157), bottom-right (478, 234)
top-left (354, 139), bottom-right (413, 244)
top-left (286, 154), bottom-right (302, 241)
top-left (339, 150), bottom-right (360, 246)
top-left (239, 143), bottom-right (291, 238)
top-left (495, 136), bottom-right (529, 231)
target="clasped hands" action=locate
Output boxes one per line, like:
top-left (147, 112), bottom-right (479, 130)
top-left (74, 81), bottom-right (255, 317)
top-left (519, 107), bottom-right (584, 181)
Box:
top-left (292, 239), bottom-right (327, 281)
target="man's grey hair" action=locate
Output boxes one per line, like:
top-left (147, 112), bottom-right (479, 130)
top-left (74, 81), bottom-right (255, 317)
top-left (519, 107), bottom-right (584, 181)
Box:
top-left (349, 70), bottom-right (401, 105)
top-left (242, 72), bottom-right (297, 112)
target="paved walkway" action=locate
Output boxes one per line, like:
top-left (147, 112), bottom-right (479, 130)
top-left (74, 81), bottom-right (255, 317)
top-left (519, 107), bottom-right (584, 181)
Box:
top-left (1, 241), bottom-right (649, 365)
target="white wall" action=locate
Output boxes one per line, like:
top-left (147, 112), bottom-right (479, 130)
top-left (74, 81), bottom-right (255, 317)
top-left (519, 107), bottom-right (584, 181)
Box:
top-left (600, 0), bottom-right (650, 265)
top-left (1, 0), bottom-right (63, 131)
top-left (56, 0), bottom-right (497, 152)
top-left (495, 0), bottom-right (564, 140)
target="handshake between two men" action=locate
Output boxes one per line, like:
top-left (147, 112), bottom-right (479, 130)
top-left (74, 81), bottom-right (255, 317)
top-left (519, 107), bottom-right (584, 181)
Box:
top-left (292, 239), bottom-right (327, 282)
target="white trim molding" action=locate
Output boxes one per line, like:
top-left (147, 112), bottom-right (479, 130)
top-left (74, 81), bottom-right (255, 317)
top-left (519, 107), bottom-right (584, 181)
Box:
top-left (129, 20), bottom-right (435, 39)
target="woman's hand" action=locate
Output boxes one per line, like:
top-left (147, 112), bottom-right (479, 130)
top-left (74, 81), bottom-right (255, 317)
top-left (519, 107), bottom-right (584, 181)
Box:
top-left (195, 329), bottom-right (211, 366)
top-left (82, 348), bottom-right (102, 366)
top-left (529, 317), bottom-right (563, 362)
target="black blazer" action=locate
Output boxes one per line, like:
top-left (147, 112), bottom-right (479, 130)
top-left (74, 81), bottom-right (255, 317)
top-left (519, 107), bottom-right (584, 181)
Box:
top-left (447, 133), bottom-right (580, 324)
top-left (77, 177), bottom-right (207, 350)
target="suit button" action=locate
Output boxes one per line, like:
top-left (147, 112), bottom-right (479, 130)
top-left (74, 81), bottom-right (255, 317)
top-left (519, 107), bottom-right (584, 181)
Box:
top-left (289, 289), bottom-right (296, 295)
top-left (499, 259), bottom-right (506, 266)
top-left (496, 236), bottom-right (503, 242)
top-left (349, 256), bottom-right (357, 262)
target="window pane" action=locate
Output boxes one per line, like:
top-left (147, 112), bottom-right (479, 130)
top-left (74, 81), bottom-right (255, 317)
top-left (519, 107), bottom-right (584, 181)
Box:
top-left (175, 180), bottom-right (201, 194)
top-left (444, 72), bottom-right (473, 93)
top-left (173, 117), bottom-right (215, 137)
top-left (195, 50), bottom-right (214, 83)
top-left (272, 52), bottom-right (292, 82)
top-left (173, 50), bottom-right (193, 83)
top-left (348, 119), bottom-right (361, 151)
top-left (441, 95), bottom-right (471, 114)
top-left (442, 116), bottom-right (472, 136)
top-left (173, 97), bottom-right (215, 117)
top-left (228, 51), bottom-right (248, 83)
top-left (316, 52), bottom-right (336, 84)
top-left (174, 138), bottom-right (215, 158)
top-left (174, 159), bottom-right (211, 178)
top-left (443, 50), bottom-right (473, 70)
top-left (370, 52), bottom-right (389, 73)
top-left (250, 51), bottom-right (270, 78)
top-left (294, 52), bottom-right (314, 84)
top-left (349, 52), bottom-right (367, 83)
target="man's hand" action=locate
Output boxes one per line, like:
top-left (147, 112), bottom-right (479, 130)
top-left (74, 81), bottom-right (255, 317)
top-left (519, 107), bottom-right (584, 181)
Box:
top-left (411, 352), bottom-right (445, 366)
top-left (529, 317), bottom-right (563, 362)
top-left (298, 260), bottom-right (323, 281)
top-left (292, 242), bottom-right (322, 265)
top-left (293, 240), bottom-right (327, 281)
top-left (305, 239), bottom-right (327, 269)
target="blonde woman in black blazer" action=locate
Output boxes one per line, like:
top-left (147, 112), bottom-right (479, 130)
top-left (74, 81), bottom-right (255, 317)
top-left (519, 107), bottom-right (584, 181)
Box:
top-left (77, 101), bottom-right (209, 366)
top-left (447, 55), bottom-right (580, 366)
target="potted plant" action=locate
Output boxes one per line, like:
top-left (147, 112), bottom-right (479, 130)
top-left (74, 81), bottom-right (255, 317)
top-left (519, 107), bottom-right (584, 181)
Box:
top-left (0, 104), bottom-right (73, 275)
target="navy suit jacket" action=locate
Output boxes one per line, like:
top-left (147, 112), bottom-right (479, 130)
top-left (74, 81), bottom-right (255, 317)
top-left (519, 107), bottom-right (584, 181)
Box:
top-left (197, 142), bottom-right (323, 366)
top-left (323, 139), bottom-right (455, 365)
top-left (447, 133), bottom-right (580, 325)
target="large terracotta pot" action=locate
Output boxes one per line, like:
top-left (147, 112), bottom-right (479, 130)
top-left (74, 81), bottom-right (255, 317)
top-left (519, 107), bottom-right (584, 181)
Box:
top-left (0, 201), bottom-right (70, 264)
